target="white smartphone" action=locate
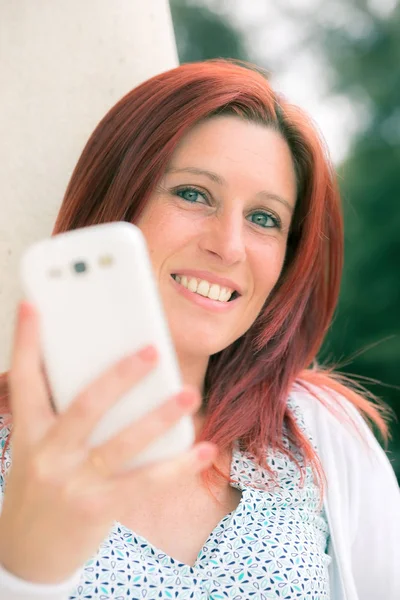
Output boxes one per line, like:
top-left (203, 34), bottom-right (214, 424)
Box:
top-left (20, 222), bottom-right (194, 468)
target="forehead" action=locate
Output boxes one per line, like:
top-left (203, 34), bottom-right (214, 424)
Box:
top-left (168, 115), bottom-right (297, 201)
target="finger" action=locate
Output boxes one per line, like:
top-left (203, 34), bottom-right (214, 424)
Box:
top-left (45, 345), bottom-right (159, 452)
top-left (87, 386), bottom-right (201, 473)
top-left (8, 302), bottom-right (55, 442)
top-left (113, 441), bottom-right (218, 497)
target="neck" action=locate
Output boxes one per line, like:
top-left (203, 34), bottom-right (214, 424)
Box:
top-left (176, 349), bottom-right (209, 395)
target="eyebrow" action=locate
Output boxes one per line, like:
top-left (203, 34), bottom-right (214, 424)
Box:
top-left (166, 166), bottom-right (294, 214)
top-left (167, 166), bottom-right (224, 185)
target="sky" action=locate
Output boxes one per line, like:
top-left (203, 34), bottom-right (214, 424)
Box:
top-left (199, 0), bottom-right (398, 164)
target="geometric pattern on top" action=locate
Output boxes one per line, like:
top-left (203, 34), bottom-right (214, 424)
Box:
top-left (0, 398), bottom-right (331, 599)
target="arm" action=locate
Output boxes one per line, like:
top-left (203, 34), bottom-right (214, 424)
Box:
top-left (344, 402), bottom-right (400, 600)
top-left (1, 422), bottom-right (81, 600)
top-left (292, 385), bottom-right (400, 600)
top-left (0, 305), bottom-right (215, 596)
top-left (0, 564), bottom-right (81, 600)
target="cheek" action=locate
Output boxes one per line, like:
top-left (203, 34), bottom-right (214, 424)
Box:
top-left (138, 209), bottom-right (197, 266)
top-left (252, 244), bottom-right (286, 300)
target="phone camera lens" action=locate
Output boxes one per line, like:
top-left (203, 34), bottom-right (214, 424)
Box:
top-left (73, 261), bottom-right (87, 274)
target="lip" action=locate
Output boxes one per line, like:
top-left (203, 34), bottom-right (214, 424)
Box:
top-left (170, 269), bottom-right (244, 295)
top-left (170, 274), bottom-right (240, 313)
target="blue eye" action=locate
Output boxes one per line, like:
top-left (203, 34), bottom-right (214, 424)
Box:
top-left (176, 187), bottom-right (207, 203)
top-left (174, 187), bottom-right (281, 229)
top-left (249, 211), bottom-right (280, 229)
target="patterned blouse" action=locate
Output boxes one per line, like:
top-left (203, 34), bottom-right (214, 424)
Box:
top-left (0, 400), bottom-right (331, 599)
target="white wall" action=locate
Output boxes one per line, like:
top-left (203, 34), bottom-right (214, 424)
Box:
top-left (0, 0), bottom-right (178, 371)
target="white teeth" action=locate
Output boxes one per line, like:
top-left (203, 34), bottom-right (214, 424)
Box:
top-left (208, 284), bottom-right (220, 300)
top-left (188, 277), bottom-right (198, 292)
top-left (173, 274), bottom-right (234, 302)
top-left (219, 287), bottom-right (231, 302)
top-left (197, 280), bottom-right (210, 296)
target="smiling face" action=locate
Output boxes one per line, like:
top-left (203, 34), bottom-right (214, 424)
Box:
top-left (137, 115), bottom-right (297, 375)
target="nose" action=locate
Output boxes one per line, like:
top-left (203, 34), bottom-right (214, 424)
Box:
top-left (199, 209), bottom-right (246, 266)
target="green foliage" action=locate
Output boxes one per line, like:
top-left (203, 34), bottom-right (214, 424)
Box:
top-left (319, 3), bottom-right (400, 474)
top-left (170, 0), bottom-right (248, 62)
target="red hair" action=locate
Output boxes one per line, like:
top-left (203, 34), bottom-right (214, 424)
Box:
top-left (0, 60), bottom-right (390, 487)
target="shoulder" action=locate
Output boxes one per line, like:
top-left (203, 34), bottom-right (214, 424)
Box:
top-left (290, 382), bottom-right (400, 538)
top-left (290, 385), bottom-right (400, 598)
top-left (289, 381), bottom-right (390, 462)
top-left (289, 381), bottom-right (400, 515)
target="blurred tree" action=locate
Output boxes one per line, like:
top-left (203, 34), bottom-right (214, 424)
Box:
top-left (170, 0), bottom-right (248, 62)
top-left (169, 0), bottom-right (400, 477)
top-left (315, 2), bottom-right (400, 474)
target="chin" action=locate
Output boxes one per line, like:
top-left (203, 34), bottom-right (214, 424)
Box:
top-left (170, 320), bottom-right (231, 358)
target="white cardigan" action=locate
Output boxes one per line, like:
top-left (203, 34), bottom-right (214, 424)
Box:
top-left (291, 385), bottom-right (400, 600)
top-left (1, 386), bottom-right (400, 599)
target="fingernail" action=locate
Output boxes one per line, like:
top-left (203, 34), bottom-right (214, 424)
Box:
top-left (137, 345), bottom-right (158, 362)
top-left (176, 391), bottom-right (198, 409)
top-left (19, 301), bottom-right (33, 320)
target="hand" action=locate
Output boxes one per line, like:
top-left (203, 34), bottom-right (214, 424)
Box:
top-left (0, 302), bottom-right (216, 584)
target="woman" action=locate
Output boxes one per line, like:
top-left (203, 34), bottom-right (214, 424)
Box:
top-left (0, 59), bottom-right (399, 600)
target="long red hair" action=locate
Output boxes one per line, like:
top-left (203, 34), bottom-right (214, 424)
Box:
top-left (0, 60), bottom-right (390, 486)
